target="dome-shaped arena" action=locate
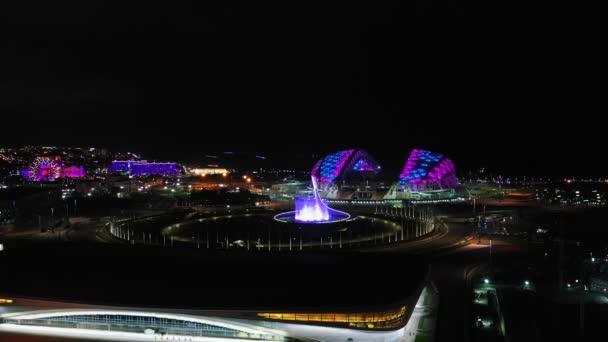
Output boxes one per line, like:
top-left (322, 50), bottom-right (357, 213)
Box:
top-left (309, 148), bottom-right (458, 201)
top-left (398, 149), bottom-right (457, 191)
top-left (311, 149), bottom-right (381, 191)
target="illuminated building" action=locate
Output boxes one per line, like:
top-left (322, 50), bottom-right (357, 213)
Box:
top-left (107, 160), bottom-right (133, 173)
top-left (108, 160), bottom-right (180, 176)
top-left (21, 157), bottom-right (86, 181)
top-left (311, 149), bottom-right (381, 191)
top-left (61, 166), bottom-right (86, 178)
top-left (190, 168), bottom-right (229, 176)
top-left (309, 148), bottom-right (459, 201)
top-left (398, 149), bottom-right (457, 190)
top-left (0, 249), bottom-right (432, 342)
top-left (384, 149), bottom-right (458, 201)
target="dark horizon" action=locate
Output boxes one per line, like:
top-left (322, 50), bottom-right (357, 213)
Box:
top-left (2, 4), bottom-right (606, 177)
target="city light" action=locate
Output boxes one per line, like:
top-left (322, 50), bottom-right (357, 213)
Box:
top-left (109, 161), bottom-right (180, 176)
top-left (190, 168), bottom-right (228, 176)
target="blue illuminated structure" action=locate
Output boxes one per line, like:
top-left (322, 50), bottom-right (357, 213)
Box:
top-left (108, 161), bottom-right (133, 173)
top-left (108, 160), bottom-right (180, 176)
top-left (399, 149), bottom-right (457, 190)
top-left (311, 149), bottom-right (380, 190)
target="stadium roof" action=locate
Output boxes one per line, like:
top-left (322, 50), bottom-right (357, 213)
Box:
top-left (399, 149), bottom-right (457, 190)
top-left (311, 149), bottom-right (381, 189)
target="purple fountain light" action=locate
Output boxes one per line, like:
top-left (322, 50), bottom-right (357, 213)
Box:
top-left (294, 177), bottom-right (331, 222)
top-left (275, 176), bottom-right (350, 224)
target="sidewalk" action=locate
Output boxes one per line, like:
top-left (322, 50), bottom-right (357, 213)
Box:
top-left (403, 284), bottom-right (439, 342)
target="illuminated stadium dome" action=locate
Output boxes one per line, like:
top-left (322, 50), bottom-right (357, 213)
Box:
top-left (398, 149), bottom-right (457, 191)
top-left (311, 149), bottom-right (381, 191)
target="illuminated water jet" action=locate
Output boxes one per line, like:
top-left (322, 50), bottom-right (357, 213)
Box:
top-left (274, 176), bottom-right (350, 224)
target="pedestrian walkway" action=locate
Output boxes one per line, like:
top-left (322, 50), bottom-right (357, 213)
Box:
top-left (403, 284), bottom-right (439, 342)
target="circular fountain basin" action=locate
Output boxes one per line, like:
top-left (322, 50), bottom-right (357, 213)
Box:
top-left (273, 209), bottom-right (351, 224)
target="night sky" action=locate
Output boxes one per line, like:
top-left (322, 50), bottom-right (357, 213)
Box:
top-left (1, 3), bottom-right (605, 176)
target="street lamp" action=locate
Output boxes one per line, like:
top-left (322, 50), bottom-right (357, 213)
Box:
top-left (484, 278), bottom-right (489, 284)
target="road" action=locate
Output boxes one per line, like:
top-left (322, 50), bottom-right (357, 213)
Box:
top-left (366, 217), bottom-right (475, 255)
top-left (362, 215), bottom-right (522, 342)
top-left (431, 240), bottom-right (522, 342)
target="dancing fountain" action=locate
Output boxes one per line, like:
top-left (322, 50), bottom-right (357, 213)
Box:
top-left (274, 176), bottom-right (350, 224)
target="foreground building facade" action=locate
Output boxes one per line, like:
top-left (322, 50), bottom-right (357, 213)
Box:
top-left (0, 287), bottom-right (433, 342)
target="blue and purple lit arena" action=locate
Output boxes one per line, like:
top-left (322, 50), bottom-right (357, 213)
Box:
top-left (274, 149), bottom-right (381, 224)
top-left (108, 160), bottom-right (181, 176)
top-left (311, 149), bottom-right (381, 191)
top-left (399, 149), bottom-right (457, 190)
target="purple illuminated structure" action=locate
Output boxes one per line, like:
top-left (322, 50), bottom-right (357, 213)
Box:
top-left (22, 158), bottom-right (85, 181)
top-left (108, 161), bottom-right (180, 176)
top-left (311, 149), bottom-right (381, 190)
top-left (399, 149), bottom-right (457, 190)
top-left (62, 166), bottom-right (86, 178)
top-left (26, 158), bottom-right (59, 181)
top-left (274, 176), bottom-right (350, 224)
top-left (22, 158), bottom-right (86, 181)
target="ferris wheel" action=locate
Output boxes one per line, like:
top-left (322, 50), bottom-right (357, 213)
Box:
top-left (29, 157), bottom-right (60, 181)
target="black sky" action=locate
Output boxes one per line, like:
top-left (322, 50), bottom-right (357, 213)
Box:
top-left (1, 3), bottom-right (606, 176)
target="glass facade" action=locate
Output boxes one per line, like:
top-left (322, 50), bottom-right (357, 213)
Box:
top-left (4, 313), bottom-right (296, 341)
top-left (257, 306), bottom-right (408, 330)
